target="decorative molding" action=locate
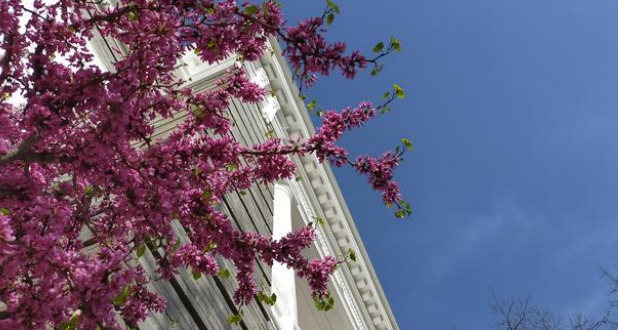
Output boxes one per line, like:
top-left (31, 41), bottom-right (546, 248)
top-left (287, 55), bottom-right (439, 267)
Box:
top-left (248, 66), bottom-right (281, 122)
top-left (256, 40), bottom-right (400, 330)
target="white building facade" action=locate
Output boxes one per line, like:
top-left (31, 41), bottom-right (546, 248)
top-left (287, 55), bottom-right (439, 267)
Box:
top-left (90, 29), bottom-right (399, 330)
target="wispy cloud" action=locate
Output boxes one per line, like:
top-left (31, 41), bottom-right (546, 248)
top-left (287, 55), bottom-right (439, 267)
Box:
top-left (423, 197), bottom-right (542, 281)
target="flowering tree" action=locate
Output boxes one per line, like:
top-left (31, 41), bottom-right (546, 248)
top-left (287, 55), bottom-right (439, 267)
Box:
top-left (0, 0), bottom-right (411, 328)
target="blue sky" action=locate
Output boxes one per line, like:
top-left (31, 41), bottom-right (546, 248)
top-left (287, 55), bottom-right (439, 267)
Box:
top-left (283, 0), bottom-right (618, 329)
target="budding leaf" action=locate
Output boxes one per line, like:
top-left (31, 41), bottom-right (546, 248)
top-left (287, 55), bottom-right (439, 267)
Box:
top-left (326, 0), bottom-right (340, 14)
top-left (192, 270), bottom-right (202, 280)
top-left (401, 138), bottom-right (413, 151)
top-left (0, 208), bottom-right (10, 216)
top-left (393, 84), bottom-right (405, 99)
top-left (382, 91), bottom-right (391, 100)
top-left (390, 36), bottom-right (402, 52)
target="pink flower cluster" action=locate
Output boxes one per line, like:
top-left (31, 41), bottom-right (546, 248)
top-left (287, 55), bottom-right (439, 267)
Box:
top-left (284, 18), bottom-right (367, 82)
top-left (0, 0), bottom-right (404, 328)
top-left (308, 102), bottom-right (377, 166)
top-left (173, 244), bottom-right (220, 276)
top-left (301, 256), bottom-right (339, 299)
top-left (355, 152), bottom-right (403, 205)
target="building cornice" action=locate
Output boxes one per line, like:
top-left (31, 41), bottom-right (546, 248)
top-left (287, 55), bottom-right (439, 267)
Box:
top-left (257, 40), bottom-right (399, 330)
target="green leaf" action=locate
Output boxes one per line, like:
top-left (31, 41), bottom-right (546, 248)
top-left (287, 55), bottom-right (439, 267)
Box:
top-left (393, 84), bottom-right (405, 99)
top-left (217, 268), bottom-right (231, 278)
top-left (58, 322), bottom-right (71, 330)
top-left (395, 210), bottom-right (405, 219)
top-left (127, 11), bottom-right (137, 22)
top-left (59, 314), bottom-right (79, 330)
top-left (370, 64), bottom-right (384, 77)
top-left (67, 25), bottom-right (76, 33)
top-left (326, 0), bottom-right (340, 14)
top-left (244, 4), bottom-right (259, 15)
top-left (401, 138), bottom-right (413, 151)
top-left (379, 105), bottom-right (392, 115)
top-left (382, 91), bottom-right (391, 100)
top-left (257, 291), bottom-right (277, 306)
top-left (192, 270), bottom-right (202, 280)
top-left (207, 39), bottom-right (217, 50)
top-left (227, 313), bottom-right (243, 325)
top-left (316, 217), bottom-right (325, 226)
top-left (390, 36), bottom-right (402, 52)
top-left (314, 294), bottom-right (335, 311)
top-left (314, 297), bottom-right (324, 310)
top-left (326, 13), bottom-right (335, 26)
top-left (84, 185), bottom-right (94, 196)
top-left (112, 286), bottom-right (131, 307)
top-left (327, 296), bottom-right (335, 310)
top-left (373, 42), bottom-right (384, 53)
top-left (238, 190), bottom-right (246, 196)
top-left (203, 241), bottom-right (217, 252)
top-left (0, 208), bottom-right (10, 216)
top-left (136, 244), bottom-right (146, 258)
top-left (201, 190), bottom-right (212, 199)
top-left (307, 99), bottom-right (316, 112)
top-left (1, 93), bottom-right (8, 101)
top-left (400, 200), bottom-right (412, 217)
top-left (348, 248), bottom-right (357, 262)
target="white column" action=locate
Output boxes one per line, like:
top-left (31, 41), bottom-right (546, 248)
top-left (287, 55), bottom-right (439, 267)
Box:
top-left (272, 183), bottom-right (298, 330)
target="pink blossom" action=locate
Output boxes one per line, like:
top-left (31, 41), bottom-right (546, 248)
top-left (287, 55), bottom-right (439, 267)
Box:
top-left (0, 0), bottom-right (405, 327)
